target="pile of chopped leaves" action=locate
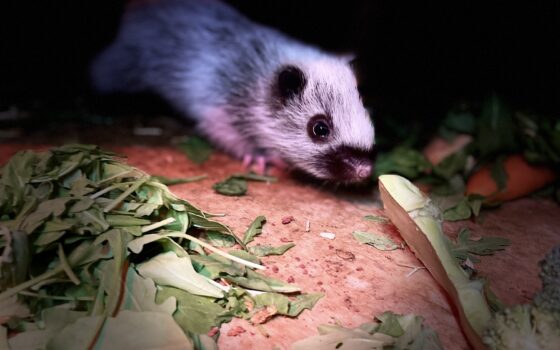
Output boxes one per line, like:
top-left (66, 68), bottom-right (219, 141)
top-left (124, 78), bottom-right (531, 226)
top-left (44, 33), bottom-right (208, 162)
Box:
top-left (0, 144), bottom-right (322, 349)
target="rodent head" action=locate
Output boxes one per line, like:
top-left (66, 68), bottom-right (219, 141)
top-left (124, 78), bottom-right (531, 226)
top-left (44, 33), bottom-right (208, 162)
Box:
top-left (262, 57), bottom-right (375, 182)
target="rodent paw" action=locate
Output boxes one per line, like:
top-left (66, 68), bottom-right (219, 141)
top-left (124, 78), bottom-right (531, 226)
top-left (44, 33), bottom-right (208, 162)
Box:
top-left (242, 154), bottom-right (287, 175)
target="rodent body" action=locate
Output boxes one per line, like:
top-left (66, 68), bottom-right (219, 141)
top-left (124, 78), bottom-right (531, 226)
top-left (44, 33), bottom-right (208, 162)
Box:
top-left (91, 0), bottom-right (375, 182)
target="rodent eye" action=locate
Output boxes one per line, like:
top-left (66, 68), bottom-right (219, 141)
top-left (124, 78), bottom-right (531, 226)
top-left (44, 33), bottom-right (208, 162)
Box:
top-left (313, 121), bottom-right (330, 138)
top-left (307, 115), bottom-right (332, 142)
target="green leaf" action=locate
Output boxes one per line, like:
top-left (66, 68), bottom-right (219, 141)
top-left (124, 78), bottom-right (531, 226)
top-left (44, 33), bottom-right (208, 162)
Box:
top-left (47, 311), bottom-right (194, 350)
top-left (94, 229), bottom-right (134, 315)
top-left (1, 150), bottom-right (36, 207)
top-left (69, 197), bottom-right (94, 213)
top-left (204, 231), bottom-right (236, 248)
top-left (164, 210), bottom-right (189, 232)
top-left (450, 228), bottom-right (510, 263)
top-left (226, 269), bottom-right (300, 293)
top-left (136, 251), bottom-right (224, 298)
top-left (363, 215), bottom-right (389, 223)
top-left (152, 175), bottom-right (207, 185)
top-left (254, 292), bottom-right (290, 314)
top-left (374, 147), bottom-right (431, 179)
top-left (441, 195), bottom-right (485, 221)
top-left (375, 311), bottom-right (404, 337)
top-left (156, 286), bottom-right (226, 334)
top-left (442, 198), bottom-right (472, 221)
top-left (119, 268), bottom-right (176, 315)
top-left (34, 231), bottom-right (66, 246)
top-left (286, 293), bottom-right (324, 317)
top-left (213, 177), bottom-right (247, 196)
top-left (233, 172), bottom-right (277, 182)
top-left (105, 214), bottom-right (151, 227)
top-left (242, 215), bottom-right (266, 245)
top-left (20, 197), bottom-right (72, 234)
top-left (176, 136), bottom-right (213, 164)
top-left (191, 254), bottom-right (246, 280)
top-left (352, 231), bottom-right (399, 251)
top-left (249, 243), bottom-right (295, 257)
top-left (74, 207), bottom-right (110, 233)
top-left (228, 250), bottom-right (261, 265)
top-left (189, 214), bottom-right (232, 235)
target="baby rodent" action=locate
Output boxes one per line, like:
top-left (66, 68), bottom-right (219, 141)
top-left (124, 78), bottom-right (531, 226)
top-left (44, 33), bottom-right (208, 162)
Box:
top-left (91, 0), bottom-right (375, 182)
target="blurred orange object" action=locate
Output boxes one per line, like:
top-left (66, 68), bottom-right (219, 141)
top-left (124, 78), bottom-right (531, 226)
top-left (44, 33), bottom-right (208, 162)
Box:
top-left (465, 154), bottom-right (557, 203)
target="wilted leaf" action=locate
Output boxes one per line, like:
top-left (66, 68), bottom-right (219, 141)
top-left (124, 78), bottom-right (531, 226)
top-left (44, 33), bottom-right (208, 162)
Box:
top-left (191, 254), bottom-right (245, 279)
top-left (254, 292), bottom-right (290, 314)
top-left (249, 243), bottom-right (295, 257)
top-left (353, 231), bottom-right (399, 251)
top-left (242, 216), bottom-right (266, 244)
top-left (213, 177), bottom-right (247, 196)
top-left (119, 268), bottom-right (176, 315)
top-left (204, 231), bottom-right (236, 248)
top-left (157, 286), bottom-right (226, 334)
top-left (374, 147), bottom-right (431, 179)
top-left (226, 269), bottom-right (300, 293)
top-left (287, 293), bottom-right (324, 317)
top-left (363, 215), bottom-right (389, 223)
top-left (450, 228), bottom-right (510, 263)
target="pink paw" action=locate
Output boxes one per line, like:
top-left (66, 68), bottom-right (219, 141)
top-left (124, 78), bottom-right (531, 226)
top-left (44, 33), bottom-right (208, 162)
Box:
top-left (242, 154), bottom-right (288, 175)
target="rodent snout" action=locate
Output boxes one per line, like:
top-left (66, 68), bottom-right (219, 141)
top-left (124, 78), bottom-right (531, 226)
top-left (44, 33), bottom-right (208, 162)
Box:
top-left (319, 145), bottom-right (377, 182)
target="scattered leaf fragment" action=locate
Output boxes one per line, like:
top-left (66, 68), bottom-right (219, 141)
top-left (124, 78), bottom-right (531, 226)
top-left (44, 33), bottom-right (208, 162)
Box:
top-left (363, 215), bottom-right (389, 223)
top-left (242, 215), bottom-right (266, 245)
top-left (352, 231), bottom-right (399, 251)
top-left (450, 228), bottom-right (510, 263)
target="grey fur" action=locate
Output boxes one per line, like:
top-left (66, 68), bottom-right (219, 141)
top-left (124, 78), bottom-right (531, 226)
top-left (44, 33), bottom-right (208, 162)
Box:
top-left (91, 0), bottom-right (375, 181)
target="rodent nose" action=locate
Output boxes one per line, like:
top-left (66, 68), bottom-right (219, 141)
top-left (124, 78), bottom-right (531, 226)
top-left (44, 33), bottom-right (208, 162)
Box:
top-left (356, 163), bottom-right (372, 179)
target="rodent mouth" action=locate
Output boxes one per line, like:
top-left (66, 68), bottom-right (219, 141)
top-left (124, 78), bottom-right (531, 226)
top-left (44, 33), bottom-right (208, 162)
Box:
top-left (313, 145), bottom-right (376, 182)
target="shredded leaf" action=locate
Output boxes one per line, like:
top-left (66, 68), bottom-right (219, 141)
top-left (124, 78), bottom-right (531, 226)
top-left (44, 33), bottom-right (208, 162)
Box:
top-left (352, 231), bottom-right (399, 251)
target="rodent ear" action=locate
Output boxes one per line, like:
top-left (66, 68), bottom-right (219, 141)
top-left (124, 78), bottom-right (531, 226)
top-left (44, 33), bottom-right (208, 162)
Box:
top-left (339, 52), bottom-right (357, 64)
top-left (277, 65), bottom-right (307, 101)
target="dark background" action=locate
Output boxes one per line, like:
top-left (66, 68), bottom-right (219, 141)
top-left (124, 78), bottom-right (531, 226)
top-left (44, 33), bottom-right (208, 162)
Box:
top-left (1, 1), bottom-right (558, 132)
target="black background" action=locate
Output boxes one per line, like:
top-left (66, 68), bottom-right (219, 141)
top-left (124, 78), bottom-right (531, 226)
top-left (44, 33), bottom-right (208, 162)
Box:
top-left (1, 1), bottom-right (558, 123)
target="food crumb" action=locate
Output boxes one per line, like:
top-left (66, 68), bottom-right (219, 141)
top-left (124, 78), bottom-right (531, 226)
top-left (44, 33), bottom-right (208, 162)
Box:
top-left (280, 237), bottom-right (293, 243)
top-left (281, 216), bottom-right (295, 224)
top-left (287, 276), bottom-right (295, 283)
top-left (320, 232), bottom-right (336, 240)
top-left (227, 326), bottom-right (246, 337)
